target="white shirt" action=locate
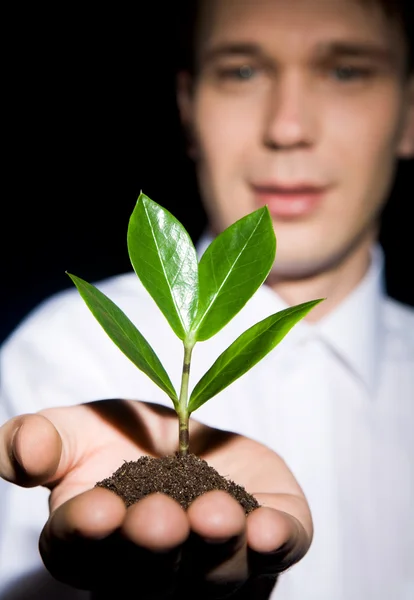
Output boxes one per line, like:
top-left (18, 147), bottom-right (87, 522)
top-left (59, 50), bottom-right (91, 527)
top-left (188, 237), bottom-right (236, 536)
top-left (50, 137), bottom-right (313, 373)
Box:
top-left (0, 241), bottom-right (413, 600)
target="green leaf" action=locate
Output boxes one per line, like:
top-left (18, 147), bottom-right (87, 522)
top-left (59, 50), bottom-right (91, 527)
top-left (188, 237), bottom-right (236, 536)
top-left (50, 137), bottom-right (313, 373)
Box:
top-left (67, 273), bottom-right (178, 406)
top-left (193, 206), bottom-right (275, 341)
top-left (188, 299), bottom-right (324, 412)
top-left (127, 193), bottom-right (199, 340)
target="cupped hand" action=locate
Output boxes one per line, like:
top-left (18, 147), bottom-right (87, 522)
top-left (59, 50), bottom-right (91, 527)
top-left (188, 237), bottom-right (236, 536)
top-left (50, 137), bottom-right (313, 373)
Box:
top-left (0, 400), bottom-right (312, 599)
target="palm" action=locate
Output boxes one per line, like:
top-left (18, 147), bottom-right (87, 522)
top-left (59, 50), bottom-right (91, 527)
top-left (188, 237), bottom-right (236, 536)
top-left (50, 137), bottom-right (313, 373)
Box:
top-left (44, 400), bottom-right (174, 510)
top-left (0, 399), bottom-right (312, 597)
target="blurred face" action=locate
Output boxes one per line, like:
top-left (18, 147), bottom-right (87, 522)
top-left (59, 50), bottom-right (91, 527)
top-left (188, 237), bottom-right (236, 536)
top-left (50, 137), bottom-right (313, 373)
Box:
top-left (178, 0), bottom-right (414, 278)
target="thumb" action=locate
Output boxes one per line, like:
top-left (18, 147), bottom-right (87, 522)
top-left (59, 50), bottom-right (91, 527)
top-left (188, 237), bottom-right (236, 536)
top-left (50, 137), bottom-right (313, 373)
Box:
top-left (0, 413), bottom-right (62, 487)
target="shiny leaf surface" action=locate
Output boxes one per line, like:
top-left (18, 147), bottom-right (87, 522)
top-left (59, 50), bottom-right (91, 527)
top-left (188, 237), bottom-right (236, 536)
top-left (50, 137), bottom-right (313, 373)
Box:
top-left (188, 299), bottom-right (324, 412)
top-left (127, 193), bottom-right (199, 340)
top-left (194, 207), bottom-right (275, 341)
top-left (67, 273), bottom-right (178, 405)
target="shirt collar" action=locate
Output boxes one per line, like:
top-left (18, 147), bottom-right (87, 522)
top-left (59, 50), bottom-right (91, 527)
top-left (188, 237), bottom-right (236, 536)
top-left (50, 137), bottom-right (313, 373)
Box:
top-left (196, 231), bottom-right (384, 393)
top-left (316, 244), bottom-right (384, 393)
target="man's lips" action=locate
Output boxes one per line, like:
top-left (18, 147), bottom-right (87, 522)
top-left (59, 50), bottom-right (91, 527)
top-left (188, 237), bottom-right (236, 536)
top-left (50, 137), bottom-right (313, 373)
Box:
top-left (251, 183), bottom-right (329, 218)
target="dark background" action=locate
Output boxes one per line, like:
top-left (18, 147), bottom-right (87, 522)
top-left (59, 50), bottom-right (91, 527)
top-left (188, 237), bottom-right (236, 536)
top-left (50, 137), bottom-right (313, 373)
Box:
top-left (1, 6), bottom-right (413, 344)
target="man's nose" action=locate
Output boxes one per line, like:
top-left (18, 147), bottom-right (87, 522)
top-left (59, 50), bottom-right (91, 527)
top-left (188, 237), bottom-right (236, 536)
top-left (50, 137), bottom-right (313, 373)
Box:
top-left (262, 72), bottom-right (316, 150)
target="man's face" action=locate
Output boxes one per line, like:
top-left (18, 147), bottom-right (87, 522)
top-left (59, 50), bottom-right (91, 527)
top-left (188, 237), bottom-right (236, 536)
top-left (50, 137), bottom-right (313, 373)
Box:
top-left (178, 0), bottom-right (414, 278)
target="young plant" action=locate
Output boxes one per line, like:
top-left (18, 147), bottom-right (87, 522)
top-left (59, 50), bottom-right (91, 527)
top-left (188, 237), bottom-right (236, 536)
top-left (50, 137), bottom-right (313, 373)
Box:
top-left (68, 193), bottom-right (323, 456)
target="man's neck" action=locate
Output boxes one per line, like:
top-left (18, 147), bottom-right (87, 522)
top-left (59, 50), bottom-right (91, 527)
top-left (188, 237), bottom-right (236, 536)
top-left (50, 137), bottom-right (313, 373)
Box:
top-left (266, 238), bottom-right (374, 323)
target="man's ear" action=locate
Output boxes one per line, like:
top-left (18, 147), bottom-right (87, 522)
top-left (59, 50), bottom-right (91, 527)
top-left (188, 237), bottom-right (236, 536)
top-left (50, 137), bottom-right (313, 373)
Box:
top-left (176, 71), bottom-right (198, 160)
top-left (397, 77), bottom-right (414, 158)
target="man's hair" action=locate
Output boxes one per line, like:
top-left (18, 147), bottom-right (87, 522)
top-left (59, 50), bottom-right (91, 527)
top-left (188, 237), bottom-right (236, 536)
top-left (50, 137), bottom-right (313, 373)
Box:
top-left (174, 0), bottom-right (414, 75)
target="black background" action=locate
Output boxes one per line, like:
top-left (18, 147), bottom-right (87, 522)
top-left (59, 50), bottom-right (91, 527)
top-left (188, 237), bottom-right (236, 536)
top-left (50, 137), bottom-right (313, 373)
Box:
top-left (1, 5), bottom-right (413, 344)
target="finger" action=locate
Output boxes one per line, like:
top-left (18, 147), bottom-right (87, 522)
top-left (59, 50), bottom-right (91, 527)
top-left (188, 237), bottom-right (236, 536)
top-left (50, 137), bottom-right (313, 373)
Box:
top-left (188, 490), bottom-right (246, 543)
top-left (0, 414), bottom-right (62, 486)
top-left (181, 490), bottom-right (248, 597)
top-left (39, 487), bottom-right (126, 588)
top-left (121, 492), bottom-right (190, 550)
top-left (246, 505), bottom-right (311, 575)
top-left (105, 493), bottom-right (191, 598)
top-left (44, 486), bottom-right (127, 541)
top-left (41, 490), bottom-right (190, 594)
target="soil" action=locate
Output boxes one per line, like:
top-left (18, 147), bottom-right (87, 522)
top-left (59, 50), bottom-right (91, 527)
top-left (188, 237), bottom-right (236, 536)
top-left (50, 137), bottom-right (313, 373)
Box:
top-left (96, 452), bottom-right (260, 514)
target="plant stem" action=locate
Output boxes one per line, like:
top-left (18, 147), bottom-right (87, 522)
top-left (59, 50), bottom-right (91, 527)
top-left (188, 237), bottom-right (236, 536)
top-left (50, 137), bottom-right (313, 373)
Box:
top-left (178, 340), bottom-right (195, 456)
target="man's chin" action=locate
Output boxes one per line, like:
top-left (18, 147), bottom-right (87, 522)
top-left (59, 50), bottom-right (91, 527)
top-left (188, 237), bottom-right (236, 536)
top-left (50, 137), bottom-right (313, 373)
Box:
top-left (267, 252), bottom-right (341, 282)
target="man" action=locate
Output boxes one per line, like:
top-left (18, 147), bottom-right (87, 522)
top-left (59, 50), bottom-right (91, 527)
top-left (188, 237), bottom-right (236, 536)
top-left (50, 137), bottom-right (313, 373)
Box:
top-left (1, 0), bottom-right (413, 598)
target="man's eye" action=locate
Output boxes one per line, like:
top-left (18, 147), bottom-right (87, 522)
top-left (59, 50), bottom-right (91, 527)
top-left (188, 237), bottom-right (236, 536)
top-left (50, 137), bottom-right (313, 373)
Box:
top-left (217, 65), bottom-right (257, 80)
top-left (331, 66), bottom-right (373, 81)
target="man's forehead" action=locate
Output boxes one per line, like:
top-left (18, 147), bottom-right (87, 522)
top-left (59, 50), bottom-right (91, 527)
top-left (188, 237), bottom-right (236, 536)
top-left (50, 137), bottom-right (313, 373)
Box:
top-left (196, 0), bottom-right (401, 54)
top-left (191, 0), bottom-right (409, 74)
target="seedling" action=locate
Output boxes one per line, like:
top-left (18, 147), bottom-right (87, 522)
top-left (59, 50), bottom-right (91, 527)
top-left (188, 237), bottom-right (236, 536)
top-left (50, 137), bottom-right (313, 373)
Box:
top-left (68, 193), bottom-right (323, 456)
